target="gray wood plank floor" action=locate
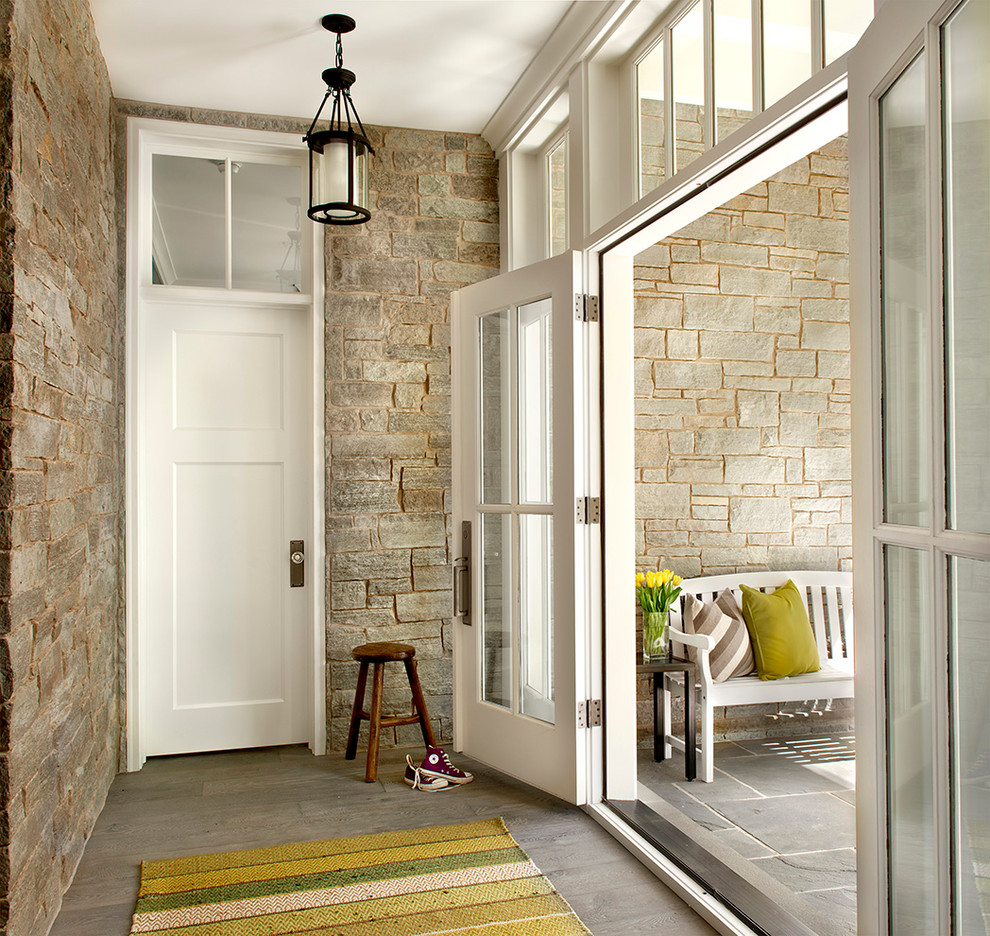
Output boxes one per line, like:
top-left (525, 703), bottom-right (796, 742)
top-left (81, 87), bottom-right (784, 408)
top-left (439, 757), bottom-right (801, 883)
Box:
top-left (50, 744), bottom-right (717, 936)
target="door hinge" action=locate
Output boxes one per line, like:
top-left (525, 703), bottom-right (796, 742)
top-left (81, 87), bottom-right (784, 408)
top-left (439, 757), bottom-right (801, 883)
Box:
top-left (577, 698), bottom-right (603, 729)
top-left (574, 293), bottom-right (599, 322)
top-left (575, 496), bottom-right (601, 524)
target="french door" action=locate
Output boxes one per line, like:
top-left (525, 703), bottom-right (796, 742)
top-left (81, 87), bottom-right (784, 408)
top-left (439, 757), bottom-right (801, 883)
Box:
top-left (850, 1), bottom-right (990, 933)
top-left (451, 251), bottom-right (596, 805)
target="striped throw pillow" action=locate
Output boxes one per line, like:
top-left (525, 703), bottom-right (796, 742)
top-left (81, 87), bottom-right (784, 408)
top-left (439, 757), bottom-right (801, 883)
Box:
top-left (683, 590), bottom-right (756, 682)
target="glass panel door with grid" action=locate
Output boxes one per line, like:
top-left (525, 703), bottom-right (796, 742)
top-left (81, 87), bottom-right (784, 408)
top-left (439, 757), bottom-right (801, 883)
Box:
top-left (850, 1), bottom-right (990, 932)
top-left (452, 251), bottom-right (590, 804)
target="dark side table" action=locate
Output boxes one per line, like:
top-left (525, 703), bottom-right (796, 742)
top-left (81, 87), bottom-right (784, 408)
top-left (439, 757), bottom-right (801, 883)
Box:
top-left (636, 657), bottom-right (697, 781)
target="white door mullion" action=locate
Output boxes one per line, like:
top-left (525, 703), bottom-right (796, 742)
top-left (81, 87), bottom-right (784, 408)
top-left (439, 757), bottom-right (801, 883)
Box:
top-left (702, 0), bottom-right (715, 149)
top-left (811, 0), bottom-right (825, 73)
top-left (924, 16), bottom-right (952, 934)
top-left (224, 156), bottom-right (233, 289)
top-left (751, 0), bottom-right (764, 114)
top-left (663, 25), bottom-right (675, 181)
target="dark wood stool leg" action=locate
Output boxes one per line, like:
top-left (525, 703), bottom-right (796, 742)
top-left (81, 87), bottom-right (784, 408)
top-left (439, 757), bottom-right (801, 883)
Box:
top-left (364, 662), bottom-right (385, 782)
top-left (345, 661), bottom-right (370, 761)
top-left (404, 658), bottom-right (437, 748)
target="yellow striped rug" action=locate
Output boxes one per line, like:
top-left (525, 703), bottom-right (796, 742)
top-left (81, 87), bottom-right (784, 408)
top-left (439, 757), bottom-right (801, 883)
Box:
top-left (129, 817), bottom-right (592, 935)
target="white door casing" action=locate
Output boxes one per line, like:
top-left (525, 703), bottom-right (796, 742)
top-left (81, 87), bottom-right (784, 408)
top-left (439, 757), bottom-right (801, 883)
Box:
top-left (125, 118), bottom-right (326, 768)
top-left (452, 251), bottom-right (594, 805)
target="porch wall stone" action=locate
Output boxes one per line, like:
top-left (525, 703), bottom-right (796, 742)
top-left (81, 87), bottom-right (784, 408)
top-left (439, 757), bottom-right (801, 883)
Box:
top-left (325, 126), bottom-right (499, 751)
top-left (634, 138), bottom-right (853, 746)
top-left (1, 0), bottom-right (123, 932)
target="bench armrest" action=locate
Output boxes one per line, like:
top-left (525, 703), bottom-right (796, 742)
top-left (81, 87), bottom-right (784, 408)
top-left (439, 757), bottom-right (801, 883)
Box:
top-left (668, 627), bottom-right (715, 690)
top-left (669, 626), bottom-right (716, 652)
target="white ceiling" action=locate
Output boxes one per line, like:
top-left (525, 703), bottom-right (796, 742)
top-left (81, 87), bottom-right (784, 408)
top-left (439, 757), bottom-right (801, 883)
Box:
top-left (90, 0), bottom-right (577, 134)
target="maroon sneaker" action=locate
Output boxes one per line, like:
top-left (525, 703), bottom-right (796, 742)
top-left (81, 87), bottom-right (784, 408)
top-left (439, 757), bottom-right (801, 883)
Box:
top-left (418, 746), bottom-right (474, 784)
top-left (404, 755), bottom-right (452, 792)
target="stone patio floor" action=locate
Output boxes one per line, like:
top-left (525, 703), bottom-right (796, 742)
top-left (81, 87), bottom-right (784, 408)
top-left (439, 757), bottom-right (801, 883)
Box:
top-left (638, 733), bottom-right (856, 936)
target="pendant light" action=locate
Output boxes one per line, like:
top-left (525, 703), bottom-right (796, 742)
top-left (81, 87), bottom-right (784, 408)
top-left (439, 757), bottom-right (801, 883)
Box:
top-left (304, 14), bottom-right (375, 225)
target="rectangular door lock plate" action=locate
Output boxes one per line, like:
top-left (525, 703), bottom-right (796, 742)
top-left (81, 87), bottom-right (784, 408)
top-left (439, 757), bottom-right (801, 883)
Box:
top-left (289, 540), bottom-right (304, 588)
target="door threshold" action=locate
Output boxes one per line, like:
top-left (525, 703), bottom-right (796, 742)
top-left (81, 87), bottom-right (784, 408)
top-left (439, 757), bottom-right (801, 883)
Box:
top-left (586, 799), bottom-right (819, 936)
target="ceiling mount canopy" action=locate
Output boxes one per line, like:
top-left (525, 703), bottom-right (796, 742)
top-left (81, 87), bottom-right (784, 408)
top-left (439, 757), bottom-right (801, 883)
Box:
top-left (304, 13), bottom-right (375, 226)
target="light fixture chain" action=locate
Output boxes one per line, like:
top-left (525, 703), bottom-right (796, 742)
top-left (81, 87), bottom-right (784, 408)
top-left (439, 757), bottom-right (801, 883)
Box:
top-left (335, 30), bottom-right (343, 69)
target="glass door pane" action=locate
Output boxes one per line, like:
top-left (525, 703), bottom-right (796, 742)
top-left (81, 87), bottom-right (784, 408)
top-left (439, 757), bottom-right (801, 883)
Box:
top-left (950, 555), bottom-right (990, 936)
top-left (943, 0), bottom-right (990, 535)
top-left (231, 162), bottom-right (304, 293)
top-left (480, 310), bottom-right (511, 505)
top-left (547, 135), bottom-right (568, 257)
top-left (763, 0), bottom-right (812, 108)
top-left (520, 514), bottom-right (554, 723)
top-left (714, 0), bottom-right (753, 143)
top-left (638, 39), bottom-right (666, 196)
top-left (151, 154), bottom-right (226, 287)
top-left (884, 544), bottom-right (937, 936)
top-left (481, 512), bottom-right (511, 709)
top-left (673, 2), bottom-right (705, 172)
top-left (825, 0), bottom-right (874, 65)
top-left (880, 53), bottom-right (931, 528)
top-left (518, 298), bottom-right (553, 504)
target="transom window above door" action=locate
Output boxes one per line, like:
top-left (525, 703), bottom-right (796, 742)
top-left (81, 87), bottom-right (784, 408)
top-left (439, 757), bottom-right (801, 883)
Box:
top-left (635, 0), bottom-right (873, 195)
top-left (151, 153), bottom-right (307, 294)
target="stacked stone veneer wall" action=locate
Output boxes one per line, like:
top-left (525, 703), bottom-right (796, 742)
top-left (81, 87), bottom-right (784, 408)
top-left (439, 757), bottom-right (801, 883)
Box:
top-left (1, 0), bottom-right (122, 932)
top-left (113, 104), bottom-right (500, 753)
top-left (325, 127), bottom-right (498, 750)
top-left (634, 138), bottom-right (852, 744)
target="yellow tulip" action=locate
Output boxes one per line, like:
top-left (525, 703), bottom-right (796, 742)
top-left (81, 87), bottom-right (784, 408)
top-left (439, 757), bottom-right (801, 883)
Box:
top-left (635, 572), bottom-right (644, 587)
top-left (672, 574), bottom-right (682, 586)
top-left (645, 571), bottom-right (657, 588)
top-left (660, 568), bottom-right (672, 584)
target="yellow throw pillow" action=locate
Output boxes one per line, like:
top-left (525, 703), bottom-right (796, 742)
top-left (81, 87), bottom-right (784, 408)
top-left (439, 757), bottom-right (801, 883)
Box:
top-left (739, 580), bottom-right (821, 681)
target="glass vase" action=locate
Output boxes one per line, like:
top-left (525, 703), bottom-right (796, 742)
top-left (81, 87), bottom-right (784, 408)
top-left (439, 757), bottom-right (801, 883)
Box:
top-left (642, 610), bottom-right (669, 662)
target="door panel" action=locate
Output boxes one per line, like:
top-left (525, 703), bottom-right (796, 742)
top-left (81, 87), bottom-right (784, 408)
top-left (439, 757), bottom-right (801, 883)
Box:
top-left (142, 300), bottom-right (311, 755)
top-left (850, 1), bottom-right (990, 932)
top-left (452, 251), bottom-right (589, 804)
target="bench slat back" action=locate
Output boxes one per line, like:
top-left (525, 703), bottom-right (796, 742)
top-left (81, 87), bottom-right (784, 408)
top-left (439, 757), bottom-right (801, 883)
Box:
top-left (668, 570), bottom-right (853, 665)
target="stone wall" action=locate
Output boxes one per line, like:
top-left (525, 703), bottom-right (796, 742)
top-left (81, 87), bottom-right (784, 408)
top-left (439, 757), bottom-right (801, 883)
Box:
top-left (112, 103), bottom-right (500, 754)
top-left (325, 127), bottom-right (498, 750)
top-left (1, 0), bottom-right (122, 932)
top-left (634, 138), bottom-right (852, 742)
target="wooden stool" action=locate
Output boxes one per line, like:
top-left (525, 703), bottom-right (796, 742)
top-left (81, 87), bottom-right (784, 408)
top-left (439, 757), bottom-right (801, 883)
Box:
top-left (345, 641), bottom-right (437, 782)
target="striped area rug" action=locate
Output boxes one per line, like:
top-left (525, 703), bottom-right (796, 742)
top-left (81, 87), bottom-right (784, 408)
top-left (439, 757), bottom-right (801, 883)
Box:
top-left (129, 817), bottom-right (592, 935)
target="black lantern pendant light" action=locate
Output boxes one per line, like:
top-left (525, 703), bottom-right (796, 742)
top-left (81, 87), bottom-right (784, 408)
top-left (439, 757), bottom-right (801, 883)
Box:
top-left (304, 14), bottom-right (375, 225)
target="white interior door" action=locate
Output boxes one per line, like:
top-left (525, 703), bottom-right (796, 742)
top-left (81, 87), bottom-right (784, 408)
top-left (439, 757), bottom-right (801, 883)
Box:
top-left (452, 251), bottom-right (593, 805)
top-left (141, 299), bottom-right (311, 755)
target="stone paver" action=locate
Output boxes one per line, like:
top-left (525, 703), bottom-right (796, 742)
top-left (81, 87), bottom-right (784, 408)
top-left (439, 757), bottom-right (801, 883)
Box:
top-left (639, 733), bottom-right (857, 936)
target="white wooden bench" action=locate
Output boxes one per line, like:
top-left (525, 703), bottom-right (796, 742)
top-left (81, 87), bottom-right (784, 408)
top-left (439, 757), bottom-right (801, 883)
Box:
top-left (662, 570), bottom-right (853, 782)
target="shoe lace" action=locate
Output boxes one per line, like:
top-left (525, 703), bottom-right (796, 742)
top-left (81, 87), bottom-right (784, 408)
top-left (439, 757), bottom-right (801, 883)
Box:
top-left (433, 748), bottom-right (456, 771)
top-left (406, 755), bottom-right (424, 790)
